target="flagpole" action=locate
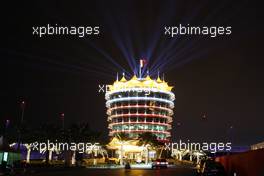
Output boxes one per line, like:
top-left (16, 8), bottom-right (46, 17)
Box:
top-left (139, 61), bottom-right (141, 78)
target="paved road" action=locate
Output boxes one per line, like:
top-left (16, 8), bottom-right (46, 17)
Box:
top-left (31, 168), bottom-right (196, 176)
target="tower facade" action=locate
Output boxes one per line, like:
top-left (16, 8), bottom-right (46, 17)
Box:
top-left (105, 74), bottom-right (175, 142)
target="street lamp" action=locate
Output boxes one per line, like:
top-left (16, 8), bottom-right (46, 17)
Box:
top-left (60, 113), bottom-right (65, 130)
top-left (5, 119), bottom-right (10, 129)
top-left (20, 101), bottom-right (26, 123)
top-left (3, 119), bottom-right (10, 139)
top-left (17, 100), bottom-right (26, 151)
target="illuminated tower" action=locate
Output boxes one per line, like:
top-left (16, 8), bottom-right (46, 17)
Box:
top-left (105, 73), bottom-right (175, 142)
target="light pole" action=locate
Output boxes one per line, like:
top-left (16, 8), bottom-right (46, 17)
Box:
top-left (17, 100), bottom-right (26, 151)
top-left (20, 101), bottom-right (25, 123)
top-left (3, 119), bottom-right (10, 140)
top-left (60, 113), bottom-right (65, 130)
top-left (227, 125), bottom-right (234, 142)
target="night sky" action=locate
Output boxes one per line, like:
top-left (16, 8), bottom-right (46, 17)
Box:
top-left (1, 0), bottom-right (261, 146)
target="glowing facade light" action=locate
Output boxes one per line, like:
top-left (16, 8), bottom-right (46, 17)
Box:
top-left (106, 97), bottom-right (174, 108)
top-left (105, 88), bottom-right (175, 100)
top-left (105, 74), bottom-right (175, 142)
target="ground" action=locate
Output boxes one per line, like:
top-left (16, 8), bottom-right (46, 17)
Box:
top-left (29, 167), bottom-right (196, 176)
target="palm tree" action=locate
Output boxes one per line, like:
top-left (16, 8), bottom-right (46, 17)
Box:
top-left (20, 125), bottom-right (37, 163)
top-left (137, 132), bottom-right (159, 164)
top-left (1, 120), bottom-right (17, 146)
top-left (6, 122), bottom-right (36, 163)
top-left (68, 123), bottom-right (101, 166)
top-left (114, 133), bottom-right (129, 165)
top-left (36, 123), bottom-right (60, 165)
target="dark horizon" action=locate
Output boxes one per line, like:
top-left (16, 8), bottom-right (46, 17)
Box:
top-left (1, 0), bottom-right (261, 147)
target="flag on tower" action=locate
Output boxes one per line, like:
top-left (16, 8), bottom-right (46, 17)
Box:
top-left (140, 59), bottom-right (147, 68)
